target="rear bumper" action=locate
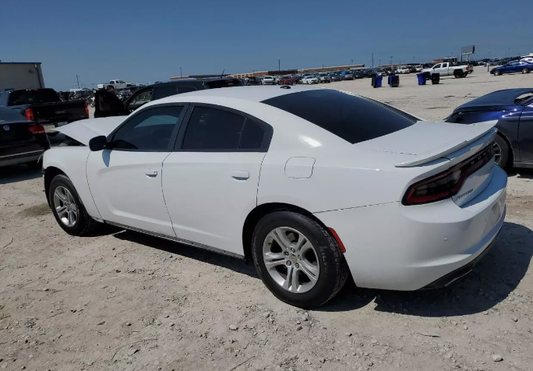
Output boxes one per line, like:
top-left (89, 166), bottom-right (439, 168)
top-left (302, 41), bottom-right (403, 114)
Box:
top-left (0, 150), bottom-right (44, 167)
top-left (315, 166), bottom-right (507, 291)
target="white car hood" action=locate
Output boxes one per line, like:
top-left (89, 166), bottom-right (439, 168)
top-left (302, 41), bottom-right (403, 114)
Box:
top-left (57, 116), bottom-right (126, 145)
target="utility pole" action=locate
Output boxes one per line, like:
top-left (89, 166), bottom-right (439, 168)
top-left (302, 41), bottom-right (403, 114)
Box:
top-left (76, 75), bottom-right (80, 89)
top-left (371, 53), bottom-right (374, 68)
top-left (351, 59), bottom-right (353, 65)
top-left (278, 59), bottom-right (281, 71)
top-left (180, 67), bottom-right (182, 77)
top-left (390, 56), bottom-right (393, 66)
top-left (378, 59), bottom-right (381, 66)
top-left (412, 56), bottom-right (415, 63)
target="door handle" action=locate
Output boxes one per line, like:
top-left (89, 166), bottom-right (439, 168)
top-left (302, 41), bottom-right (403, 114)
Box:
top-left (145, 169), bottom-right (158, 177)
top-left (231, 170), bottom-right (250, 181)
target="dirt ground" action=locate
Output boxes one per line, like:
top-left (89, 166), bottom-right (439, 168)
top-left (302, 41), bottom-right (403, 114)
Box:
top-left (1, 70), bottom-right (533, 371)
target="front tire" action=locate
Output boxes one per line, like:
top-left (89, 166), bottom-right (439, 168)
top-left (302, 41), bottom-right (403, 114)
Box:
top-left (49, 174), bottom-right (100, 236)
top-left (493, 134), bottom-right (510, 169)
top-left (522, 68), bottom-right (530, 74)
top-left (251, 211), bottom-right (349, 308)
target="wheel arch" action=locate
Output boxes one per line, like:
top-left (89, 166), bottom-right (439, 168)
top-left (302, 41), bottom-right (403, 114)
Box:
top-left (241, 202), bottom-right (328, 261)
top-left (44, 166), bottom-right (66, 206)
top-left (496, 131), bottom-right (514, 167)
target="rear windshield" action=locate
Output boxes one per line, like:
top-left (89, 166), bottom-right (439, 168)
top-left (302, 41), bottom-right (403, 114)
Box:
top-left (8, 89), bottom-right (59, 105)
top-left (0, 107), bottom-right (28, 123)
top-left (262, 90), bottom-right (418, 144)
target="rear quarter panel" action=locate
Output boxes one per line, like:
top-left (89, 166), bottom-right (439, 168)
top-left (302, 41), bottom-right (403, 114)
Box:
top-left (43, 147), bottom-right (102, 221)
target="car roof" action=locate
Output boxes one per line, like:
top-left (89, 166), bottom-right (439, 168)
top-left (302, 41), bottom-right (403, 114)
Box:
top-left (455, 88), bottom-right (533, 110)
top-left (149, 85), bottom-right (321, 106)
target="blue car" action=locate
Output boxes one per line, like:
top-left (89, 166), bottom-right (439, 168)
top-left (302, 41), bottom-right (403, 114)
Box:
top-left (490, 60), bottom-right (533, 76)
top-left (445, 88), bottom-right (533, 169)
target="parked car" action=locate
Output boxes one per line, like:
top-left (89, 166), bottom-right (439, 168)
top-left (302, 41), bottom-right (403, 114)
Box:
top-left (279, 76), bottom-right (295, 85)
top-left (97, 80), bottom-right (135, 91)
top-left (94, 77), bottom-right (243, 118)
top-left (301, 75), bottom-right (319, 84)
top-left (245, 77), bottom-right (262, 86)
top-left (262, 76), bottom-right (276, 85)
top-left (0, 88), bottom-right (89, 129)
top-left (490, 61), bottom-right (533, 76)
top-left (330, 72), bottom-right (342, 82)
top-left (351, 70), bottom-right (364, 79)
top-left (421, 62), bottom-right (470, 78)
top-left (396, 66), bottom-right (410, 74)
top-left (45, 86), bottom-right (506, 308)
top-left (415, 65), bottom-right (424, 72)
top-left (445, 88), bottom-right (533, 169)
top-left (318, 72), bottom-right (331, 83)
top-left (342, 71), bottom-right (354, 80)
top-left (0, 107), bottom-right (48, 168)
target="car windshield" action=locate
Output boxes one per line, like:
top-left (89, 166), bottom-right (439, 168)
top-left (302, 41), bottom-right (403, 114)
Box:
top-left (8, 89), bottom-right (59, 105)
top-left (262, 90), bottom-right (417, 144)
top-left (515, 93), bottom-right (533, 105)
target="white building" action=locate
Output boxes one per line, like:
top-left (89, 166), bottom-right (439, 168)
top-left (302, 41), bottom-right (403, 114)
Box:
top-left (0, 62), bottom-right (45, 91)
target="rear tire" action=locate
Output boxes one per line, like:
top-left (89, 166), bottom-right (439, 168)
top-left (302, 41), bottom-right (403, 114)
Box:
top-left (522, 68), bottom-right (529, 74)
top-left (493, 134), bottom-right (510, 169)
top-left (49, 174), bottom-right (100, 236)
top-left (251, 211), bottom-right (349, 308)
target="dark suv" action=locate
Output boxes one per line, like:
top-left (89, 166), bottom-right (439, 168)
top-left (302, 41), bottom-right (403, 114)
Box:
top-left (95, 77), bottom-right (243, 117)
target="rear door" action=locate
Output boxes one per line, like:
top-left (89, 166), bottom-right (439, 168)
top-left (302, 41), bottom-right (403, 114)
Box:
top-left (162, 104), bottom-right (272, 255)
top-left (87, 105), bottom-right (186, 236)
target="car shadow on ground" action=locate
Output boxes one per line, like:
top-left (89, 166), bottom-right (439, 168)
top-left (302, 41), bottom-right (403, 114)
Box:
top-left (320, 222), bottom-right (533, 315)
top-left (511, 168), bottom-right (533, 179)
top-left (0, 165), bottom-right (42, 185)
top-left (113, 230), bottom-right (258, 278)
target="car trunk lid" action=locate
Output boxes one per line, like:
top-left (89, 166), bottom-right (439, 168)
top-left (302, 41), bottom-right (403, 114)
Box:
top-left (357, 120), bottom-right (498, 206)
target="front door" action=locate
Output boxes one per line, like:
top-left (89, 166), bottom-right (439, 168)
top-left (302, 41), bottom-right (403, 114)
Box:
top-left (519, 105), bottom-right (533, 164)
top-left (162, 105), bottom-right (272, 255)
top-left (87, 105), bottom-right (186, 237)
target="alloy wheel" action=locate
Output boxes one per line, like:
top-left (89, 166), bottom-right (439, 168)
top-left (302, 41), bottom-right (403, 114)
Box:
top-left (262, 227), bottom-right (320, 293)
top-left (492, 141), bottom-right (502, 166)
top-left (53, 186), bottom-right (79, 227)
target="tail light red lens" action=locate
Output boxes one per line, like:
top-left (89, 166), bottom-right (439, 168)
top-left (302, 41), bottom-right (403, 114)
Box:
top-left (28, 124), bottom-right (45, 135)
top-left (84, 102), bottom-right (89, 116)
top-left (25, 108), bottom-right (35, 121)
top-left (402, 144), bottom-right (495, 206)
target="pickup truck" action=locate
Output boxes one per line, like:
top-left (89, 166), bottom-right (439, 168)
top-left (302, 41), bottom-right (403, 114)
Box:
top-left (97, 79), bottom-right (135, 91)
top-left (421, 62), bottom-right (470, 78)
top-left (0, 88), bottom-right (89, 128)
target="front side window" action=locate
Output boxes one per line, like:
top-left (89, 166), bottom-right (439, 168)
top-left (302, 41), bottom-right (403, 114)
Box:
top-left (262, 90), bottom-right (417, 144)
top-left (111, 106), bottom-right (183, 151)
top-left (181, 106), bottom-right (266, 151)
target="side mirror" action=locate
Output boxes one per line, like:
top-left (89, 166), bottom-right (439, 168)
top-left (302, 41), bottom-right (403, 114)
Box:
top-left (89, 135), bottom-right (108, 151)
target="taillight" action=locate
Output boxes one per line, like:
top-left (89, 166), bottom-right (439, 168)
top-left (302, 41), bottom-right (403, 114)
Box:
top-left (25, 108), bottom-right (35, 121)
top-left (402, 144), bottom-right (494, 206)
top-left (84, 102), bottom-right (89, 116)
top-left (28, 124), bottom-right (45, 135)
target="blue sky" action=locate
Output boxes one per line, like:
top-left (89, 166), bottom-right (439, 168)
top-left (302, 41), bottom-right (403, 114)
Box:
top-left (1, 0), bottom-right (530, 90)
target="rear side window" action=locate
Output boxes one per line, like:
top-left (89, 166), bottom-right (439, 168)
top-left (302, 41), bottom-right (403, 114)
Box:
top-left (7, 89), bottom-right (59, 105)
top-left (262, 90), bottom-right (417, 144)
top-left (181, 106), bottom-right (267, 151)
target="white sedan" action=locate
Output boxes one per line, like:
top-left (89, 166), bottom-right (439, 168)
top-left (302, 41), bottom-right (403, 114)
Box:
top-left (44, 86), bottom-right (507, 308)
top-left (301, 76), bottom-right (319, 84)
